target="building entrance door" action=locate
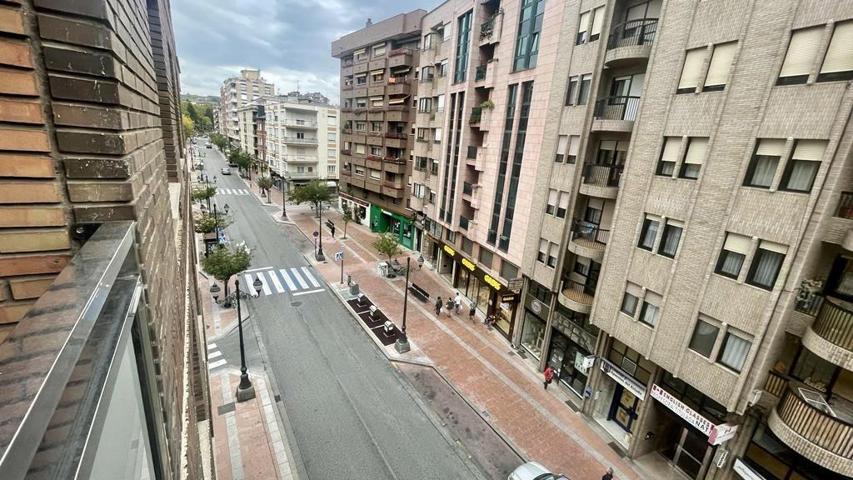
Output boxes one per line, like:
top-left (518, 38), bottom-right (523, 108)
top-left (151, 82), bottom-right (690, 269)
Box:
top-left (608, 384), bottom-right (639, 433)
top-left (669, 425), bottom-right (713, 479)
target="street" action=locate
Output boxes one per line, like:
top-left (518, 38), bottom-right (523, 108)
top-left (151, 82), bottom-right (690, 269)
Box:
top-left (201, 146), bottom-right (484, 480)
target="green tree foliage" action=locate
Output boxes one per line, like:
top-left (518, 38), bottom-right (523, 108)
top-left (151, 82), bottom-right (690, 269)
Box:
top-left (193, 212), bottom-right (232, 234)
top-left (341, 203), bottom-right (352, 239)
top-left (201, 244), bottom-right (252, 298)
top-left (210, 133), bottom-right (228, 151)
top-left (228, 149), bottom-right (252, 173)
top-left (181, 100), bottom-right (214, 133)
top-left (182, 113), bottom-right (195, 139)
top-left (372, 232), bottom-right (401, 264)
top-left (191, 185), bottom-right (217, 203)
top-left (289, 180), bottom-right (331, 216)
top-left (256, 176), bottom-right (273, 197)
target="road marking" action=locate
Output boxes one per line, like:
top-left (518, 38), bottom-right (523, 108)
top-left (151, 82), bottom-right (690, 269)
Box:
top-left (301, 266), bottom-right (321, 288)
top-left (257, 271), bottom-right (272, 295)
top-left (243, 274), bottom-right (257, 294)
top-left (245, 266), bottom-right (273, 273)
top-left (289, 268), bottom-right (309, 289)
top-left (207, 343), bottom-right (217, 350)
top-left (279, 269), bottom-right (297, 290)
top-left (208, 350), bottom-right (222, 359)
top-left (267, 270), bottom-right (285, 293)
top-left (292, 288), bottom-right (325, 297)
top-left (208, 359), bottom-right (227, 370)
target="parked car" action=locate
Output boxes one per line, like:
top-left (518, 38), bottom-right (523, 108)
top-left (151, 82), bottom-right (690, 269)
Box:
top-left (221, 167), bottom-right (231, 175)
top-left (508, 462), bottom-right (569, 480)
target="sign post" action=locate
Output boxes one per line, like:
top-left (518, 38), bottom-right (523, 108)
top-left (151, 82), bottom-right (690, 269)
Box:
top-left (335, 251), bottom-right (344, 284)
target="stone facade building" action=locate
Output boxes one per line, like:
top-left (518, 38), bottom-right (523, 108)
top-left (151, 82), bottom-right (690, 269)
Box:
top-left (0, 0), bottom-right (210, 478)
top-left (218, 68), bottom-right (274, 142)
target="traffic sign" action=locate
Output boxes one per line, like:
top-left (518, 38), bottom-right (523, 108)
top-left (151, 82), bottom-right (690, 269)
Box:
top-left (312, 231), bottom-right (319, 238)
top-left (335, 251), bottom-right (344, 262)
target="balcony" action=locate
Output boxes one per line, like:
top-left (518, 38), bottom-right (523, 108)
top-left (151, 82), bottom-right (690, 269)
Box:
top-left (382, 157), bottom-right (407, 174)
top-left (385, 131), bottom-right (408, 149)
top-left (802, 297), bottom-right (853, 371)
top-left (474, 62), bottom-right (496, 88)
top-left (459, 216), bottom-right (470, 231)
top-left (386, 108), bottom-right (410, 123)
top-left (479, 11), bottom-right (503, 46)
top-left (768, 381), bottom-right (853, 477)
top-left (558, 279), bottom-right (595, 314)
top-left (288, 170), bottom-right (318, 180)
top-left (469, 106), bottom-right (482, 125)
top-left (283, 136), bottom-right (318, 145)
top-left (580, 163), bottom-right (623, 199)
top-left (474, 145), bottom-right (488, 171)
top-left (283, 156), bottom-right (318, 164)
top-left (823, 192), bottom-right (853, 250)
top-left (605, 19), bottom-right (658, 67)
top-left (388, 48), bottom-right (414, 68)
top-left (387, 82), bottom-right (411, 96)
top-left (568, 221), bottom-right (609, 262)
top-left (283, 119), bottom-right (317, 129)
top-left (592, 96), bottom-right (640, 132)
top-left (382, 182), bottom-right (406, 199)
top-left (366, 154), bottom-right (383, 170)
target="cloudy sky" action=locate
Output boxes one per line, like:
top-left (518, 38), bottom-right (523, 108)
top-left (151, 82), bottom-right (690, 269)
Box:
top-left (173, 0), bottom-right (430, 104)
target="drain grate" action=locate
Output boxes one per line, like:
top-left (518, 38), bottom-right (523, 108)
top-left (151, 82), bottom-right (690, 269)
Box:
top-left (217, 402), bottom-right (235, 415)
top-left (291, 301), bottom-right (302, 307)
top-left (274, 394), bottom-right (281, 403)
top-left (564, 400), bottom-right (580, 412)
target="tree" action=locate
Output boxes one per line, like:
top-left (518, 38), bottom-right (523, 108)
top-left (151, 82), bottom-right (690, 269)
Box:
top-left (191, 185), bottom-right (217, 204)
top-left (256, 176), bottom-right (273, 198)
top-left (182, 113), bottom-right (195, 139)
top-left (210, 133), bottom-right (228, 151)
top-left (373, 232), bottom-right (401, 266)
top-left (289, 180), bottom-right (331, 217)
top-left (229, 149), bottom-right (252, 174)
top-left (341, 202), bottom-right (353, 239)
top-left (193, 212), bottom-right (232, 234)
top-left (201, 244), bottom-right (252, 300)
top-left (199, 116), bottom-right (213, 132)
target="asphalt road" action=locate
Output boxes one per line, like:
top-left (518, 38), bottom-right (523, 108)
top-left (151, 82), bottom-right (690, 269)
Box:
top-left (200, 145), bottom-right (482, 480)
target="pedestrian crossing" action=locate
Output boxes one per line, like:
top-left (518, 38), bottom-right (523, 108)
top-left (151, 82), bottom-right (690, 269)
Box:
top-left (244, 266), bottom-right (325, 298)
top-left (219, 188), bottom-right (251, 195)
top-left (207, 342), bottom-right (226, 370)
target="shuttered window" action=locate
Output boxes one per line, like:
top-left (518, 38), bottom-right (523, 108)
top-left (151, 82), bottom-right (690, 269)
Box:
top-left (567, 135), bottom-right (580, 164)
top-left (556, 135), bottom-right (568, 163)
top-left (819, 21), bottom-right (853, 81)
top-left (778, 26), bottom-right (823, 84)
top-left (704, 42), bottom-right (737, 90)
top-left (656, 137), bottom-right (681, 176)
top-left (590, 7), bottom-right (605, 41)
top-left (745, 139), bottom-right (785, 188)
top-left (678, 48), bottom-right (706, 93)
top-left (716, 233), bottom-right (751, 279)
top-left (577, 12), bottom-right (590, 45)
top-left (679, 137), bottom-right (708, 179)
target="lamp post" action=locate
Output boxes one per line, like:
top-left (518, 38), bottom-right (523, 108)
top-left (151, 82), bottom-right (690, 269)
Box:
top-left (281, 178), bottom-right (288, 220)
top-left (212, 202), bottom-right (219, 243)
top-left (316, 201), bottom-right (326, 261)
top-left (234, 276), bottom-right (263, 402)
top-left (395, 257), bottom-right (411, 353)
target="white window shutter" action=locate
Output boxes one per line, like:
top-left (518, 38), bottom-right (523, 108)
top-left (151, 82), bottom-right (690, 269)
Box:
top-left (724, 233), bottom-right (751, 255)
top-left (759, 240), bottom-right (788, 255)
top-left (792, 140), bottom-right (827, 161)
top-left (683, 138), bottom-right (708, 165)
top-left (678, 49), bottom-right (706, 90)
top-left (557, 135), bottom-right (569, 154)
top-left (780, 27), bottom-right (823, 78)
top-left (578, 12), bottom-right (590, 35)
top-left (756, 139), bottom-right (786, 157)
top-left (820, 21), bottom-right (853, 75)
top-left (568, 136), bottom-right (580, 156)
top-left (704, 42), bottom-right (737, 87)
top-left (660, 137), bottom-right (681, 163)
top-left (591, 8), bottom-right (605, 36)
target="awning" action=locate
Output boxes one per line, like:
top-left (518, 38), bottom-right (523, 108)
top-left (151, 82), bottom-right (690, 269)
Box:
top-left (388, 96), bottom-right (409, 105)
top-left (390, 65), bottom-right (411, 73)
top-left (370, 69), bottom-right (384, 75)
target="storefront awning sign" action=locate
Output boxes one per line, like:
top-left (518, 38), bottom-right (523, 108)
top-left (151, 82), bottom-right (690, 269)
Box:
top-left (483, 274), bottom-right (501, 291)
top-left (461, 258), bottom-right (476, 271)
top-left (650, 384), bottom-right (714, 436)
top-left (708, 422), bottom-right (738, 446)
top-left (600, 359), bottom-right (646, 400)
top-left (732, 458), bottom-right (766, 480)
top-left (443, 245), bottom-right (455, 256)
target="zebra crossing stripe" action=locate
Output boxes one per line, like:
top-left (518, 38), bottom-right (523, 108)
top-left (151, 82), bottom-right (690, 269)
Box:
top-left (208, 359), bottom-right (226, 370)
top-left (267, 270), bottom-right (285, 293)
top-left (258, 272), bottom-right (272, 295)
top-left (207, 343), bottom-right (217, 350)
top-left (279, 269), bottom-right (297, 290)
top-left (301, 266), bottom-right (321, 288)
top-left (208, 350), bottom-right (222, 359)
top-left (243, 274), bottom-right (257, 295)
top-left (289, 268), bottom-right (310, 289)
top-left (223, 188), bottom-right (231, 194)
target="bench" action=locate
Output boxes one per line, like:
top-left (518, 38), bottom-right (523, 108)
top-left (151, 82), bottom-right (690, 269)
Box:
top-left (409, 283), bottom-right (430, 303)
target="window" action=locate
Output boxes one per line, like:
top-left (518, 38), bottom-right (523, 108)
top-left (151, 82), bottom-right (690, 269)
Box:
top-left (328, 148), bottom-right (336, 157)
top-left (371, 97), bottom-right (383, 107)
top-left (370, 146), bottom-right (382, 156)
top-left (621, 283), bottom-right (642, 316)
top-left (703, 42), bottom-right (737, 91)
top-left (548, 242), bottom-right (559, 267)
top-left (353, 166), bottom-right (364, 175)
top-left (442, 23), bottom-right (451, 42)
top-left (567, 135), bottom-right (579, 164)
top-left (577, 74), bottom-right (592, 105)
top-left (328, 165), bottom-right (336, 174)
top-left (555, 135), bottom-right (568, 163)
top-left (513, 0), bottom-right (544, 71)
top-left (717, 331), bottom-right (751, 372)
top-left (537, 238), bottom-right (548, 263)
top-left (658, 220), bottom-right (683, 258)
top-left (416, 128), bottom-right (427, 141)
top-left (454, 11), bottom-right (473, 83)
top-left (778, 26), bottom-right (823, 85)
top-left (677, 48), bottom-right (706, 93)
top-left (436, 94), bottom-right (445, 111)
top-left (639, 291), bottom-right (661, 327)
top-left (565, 76), bottom-right (578, 106)
top-left (576, 11), bottom-right (590, 45)
top-left (356, 74), bottom-right (367, 85)
top-left (479, 248), bottom-right (493, 267)
top-left (354, 48), bottom-right (367, 61)
top-left (679, 137), bottom-right (708, 179)
top-left (746, 241), bottom-right (787, 290)
top-left (779, 140), bottom-right (825, 192)
top-left (433, 128), bottom-right (442, 143)
top-left (423, 34), bottom-right (432, 50)
top-left (689, 318), bottom-right (720, 358)
top-left (545, 189), bottom-right (557, 215)
top-left (657, 137), bottom-right (680, 176)
top-left (355, 144), bottom-right (366, 154)
top-left (328, 132), bottom-right (337, 142)
top-left (418, 97), bottom-right (432, 112)
top-left (820, 21), bottom-right (853, 82)
top-left (327, 116), bottom-right (337, 125)
top-left (373, 44), bottom-right (386, 57)
top-left (369, 169), bottom-right (380, 179)
top-left (638, 215), bottom-right (660, 250)
top-left (715, 232), bottom-right (751, 279)
top-left (744, 139), bottom-right (784, 188)
top-left (557, 192), bottom-right (569, 218)
top-left (438, 59), bottom-right (448, 77)
top-left (589, 7), bottom-right (605, 42)
top-left (501, 261), bottom-right (518, 280)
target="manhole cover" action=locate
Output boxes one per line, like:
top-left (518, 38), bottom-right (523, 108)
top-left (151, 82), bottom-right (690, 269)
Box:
top-left (217, 402), bottom-right (235, 415)
top-left (291, 301), bottom-right (302, 307)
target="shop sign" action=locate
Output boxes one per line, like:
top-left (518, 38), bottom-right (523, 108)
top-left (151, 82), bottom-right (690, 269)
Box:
top-left (443, 245), bottom-right (456, 256)
top-left (507, 278), bottom-right (524, 293)
top-left (709, 423), bottom-right (738, 446)
top-left (574, 353), bottom-right (595, 375)
top-left (600, 359), bottom-right (647, 400)
top-left (461, 258), bottom-right (476, 271)
top-left (483, 274), bottom-right (502, 291)
top-left (733, 458), bottom-right (766, 480)
top-left (530, 299), bottom-right (542, 315)
top-left (650, 384), bottom-right (714, 436)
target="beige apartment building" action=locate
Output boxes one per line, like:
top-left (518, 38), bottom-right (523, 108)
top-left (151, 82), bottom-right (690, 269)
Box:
top-left (390, 0), bottom-right (853, 479)
top-left (332, 12), bottom-right (426, 250)
top-left (218, 69), bottom-right (275, 142)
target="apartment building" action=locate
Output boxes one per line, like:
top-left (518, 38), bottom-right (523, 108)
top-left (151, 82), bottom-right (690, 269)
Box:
top-left (264, 93), bottom-right (340, 186)
top-left (0, 0), bottom-right (210, 478)
top-left (237, 102), bottom-right (263, 158)
top-left (332, 12), bottom-right (426, 249)
top-left (218, 69), bottom-right (275, 142)
top-left (387, 0), bottom-right (853, 479)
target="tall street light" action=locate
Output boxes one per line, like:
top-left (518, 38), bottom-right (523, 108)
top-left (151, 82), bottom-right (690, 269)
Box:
top-left (235, 276), bottom-right (263, 402)
top-left (281, 178), bottom-right (288, 220)
top-left (395, 257), bottom-right (411, 353)
top-left (316, 200), bottom-right (326, 261)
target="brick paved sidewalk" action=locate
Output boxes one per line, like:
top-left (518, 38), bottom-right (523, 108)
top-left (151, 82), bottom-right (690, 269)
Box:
top-left (280, 200), bottom-right (642, 480)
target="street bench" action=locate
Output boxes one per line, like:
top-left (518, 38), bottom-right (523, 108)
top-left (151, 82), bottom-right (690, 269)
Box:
top-left (409, 283), bottom-right (430, 303)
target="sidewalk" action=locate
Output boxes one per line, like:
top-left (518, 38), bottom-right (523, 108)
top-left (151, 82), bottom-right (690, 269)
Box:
top-left (249, 192), bottom-right (642, 479)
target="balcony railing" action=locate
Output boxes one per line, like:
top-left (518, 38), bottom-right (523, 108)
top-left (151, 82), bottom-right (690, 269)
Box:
top-left (385, 131), bottom-right (407, 139)
top-left (812, 298), bottom-right (853, 351)
top-left (582, 163), bottom-right (623, 188)
top-left (607, 18), bottom-right (658, 50)
top-left (390, 47), bottom-right (413, 57)
top-left (283, 137), bottom-right (318, 145)
top-left (283, 119), bottom-right (317, 128)
top-left (764, 370), bottom-right (788, 397)
top-left (388, 75), bottom-right (409, 85)
top-left (384, 156), bottom-right (406, 165)
top-left (475, 65), bottom-right (487, 82)
top-left (593, 96), bottom-right (641, 121)
top-left (572, 221), bottom-right (610, 245)
top-left (775, 385), bottom-right (853, 459)
top-left (469, 106), bottom-right (482, 124)
top-left (837, 191), bottom-right (853, 219)
top-left (480, 13), bottom-right (499, 40)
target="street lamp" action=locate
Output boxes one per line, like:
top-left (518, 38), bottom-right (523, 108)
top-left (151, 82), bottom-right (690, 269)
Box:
top-left (395, 257), bottom-right (411, 353)
top-left (316, 201), bottom-right (326, 261)
top-left (281, 178), bottom-right (289, 220)
top-left (209, 283), bottom-right (221, 303)
top-left (235, 277), bottom-right (256, 402)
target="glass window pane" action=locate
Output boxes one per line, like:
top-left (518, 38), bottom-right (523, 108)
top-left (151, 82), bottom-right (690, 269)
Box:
top-left (745, 155), bottom-right (779, 188)
top-left (780, 160), bottom-right (819, 192)
top-left (718, 333), bottom-right (751, 372)
top-left (747, 248), bottom-right (785, 289)
top-left (638, 218), bottom-right (659, 250)
top-left (621, 292), bottom-right (638, 316)
top-left (689, 320), bottom-right (719, 357)
top-left (659, 224), bottom-right (682, 257)
top-left (640, 302), bottom-right (659, 327)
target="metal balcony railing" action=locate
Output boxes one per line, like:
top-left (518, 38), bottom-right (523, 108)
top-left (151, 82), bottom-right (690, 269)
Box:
top-left (812, 298), bottom-right (853, 351)
top-left (480, 13), bottom-right (499, 40)
top-left (283, 137), bottom-right (318, 145)
top-left (572, 220), bottom-right (610, 245)
top-left (582, 163), bottom-right (623, 188)
top-left (775, 385), bottom-right (853, 459)
top-left (469, 106), bottom-right (482, 124)
top-left (764, 370), bottom-right (788, 397)
top-left (607, 18), bottom-right (658, 50)
top-left (593, 96), bottom-right (641, 121)
top-left (837, 191), bottom-right (853, 219)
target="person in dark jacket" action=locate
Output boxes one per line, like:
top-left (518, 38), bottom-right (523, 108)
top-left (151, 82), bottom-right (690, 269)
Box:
top-left (543, 366), bottom-right (555, 389)
top-left (435, 297), bottom-right (443, 316)
top-left (602, 467), bottom-right (614, 480)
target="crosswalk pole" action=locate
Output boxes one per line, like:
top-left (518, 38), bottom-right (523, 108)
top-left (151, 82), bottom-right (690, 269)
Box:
top-left (340, 256), bottom-right (344, 284)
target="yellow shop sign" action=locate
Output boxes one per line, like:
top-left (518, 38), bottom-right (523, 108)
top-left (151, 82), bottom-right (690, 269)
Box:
top-left (443, 245), bottom-right (456, 256)
top-left (461, 258), bottom-right (476, 271)
top-left (483, 274), bottom-right (502, 291)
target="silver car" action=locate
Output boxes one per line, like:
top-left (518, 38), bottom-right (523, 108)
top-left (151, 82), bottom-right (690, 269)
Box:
top-left (508, 461), bottom-right (570, 480)
top-left (221, 167), bottom-right (231, 175)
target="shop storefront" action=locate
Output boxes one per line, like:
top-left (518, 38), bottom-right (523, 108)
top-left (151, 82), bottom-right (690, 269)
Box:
top-left (519, 281), bottom-right (552, 365)
top-left (339, 193), bottom-right (369, 227)
top-left (547, 305), bottom-right (597, 399)
top-left (438, 242), bottom-right (519, 340)
top-left (370, 205), bottom-right (414, 249)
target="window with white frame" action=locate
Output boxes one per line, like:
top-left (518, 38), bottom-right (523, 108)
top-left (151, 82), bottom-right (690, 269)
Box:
top-left (373, 44), bottom-right (386, 57)
top-left (567, 135), bottom-right (579, 164)
top-left (328, 149), bottom-right (336, 157)
top-left (638, 214), bottom-right (660, 251)
top-left (433, 128), bottom-right (442, 143)
top-left (657, 137), bottom-right (680, 176)
top-left (545, 189), bottom-right (558, 215)
top-left (577, 74), bottom-right (592, 105)
top-left (639, 290), bottom-right (661, 327)
top-left (369, 169), bottom-right (380, 179)
top-left (746, 240), bottom-right (787, 290)
top-left (715, 232), bottom-right (750, 279)
top-left (354, 143), bottom-right (366, 154)
top-left (679, 137), bottom-right (708, 179)
top-left (436, 94), bottom-right (445, 111)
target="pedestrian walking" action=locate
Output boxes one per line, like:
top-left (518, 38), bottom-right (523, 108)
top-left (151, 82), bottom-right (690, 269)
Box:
top-left (468, 301), bottom-right (476, 323)
top-left (435, 296), bottom-right (443, 316)
top-left (602, 467), bottom-right (614, 480)
top-left (543, 365), bottom-right (555, 390)
top-left (445, 298), bottom-right (454, 317)
top-left (454, 292), bottom-right (462, 314)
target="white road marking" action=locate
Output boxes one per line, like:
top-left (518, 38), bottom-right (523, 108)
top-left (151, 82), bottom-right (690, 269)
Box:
top-left (258, 271), bottom-right (272, 295)
top-left (267, 270), bottom-right (285, 293)
top-left (208, 350), bottom-right (222, 359)
top-left (279, 269), bottom-right (297, 290)
top-left (301, 266), bottom-right (321, 288)
top-left (292, 288), bottom-right (325, 297)
top-left (207, 343), bottom-right (217, 350)
top-left (245, 266), bottom-right (273, 273)
top-left (289, 268), bottom-right (309, 289)
top-left (208, 359), bottom-right (227, 370)
top-left (243, 274), bottom-right (256, 294)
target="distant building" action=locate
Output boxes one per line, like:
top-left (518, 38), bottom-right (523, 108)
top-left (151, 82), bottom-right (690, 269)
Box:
top-left (218, 69), bottom-right (275, 142)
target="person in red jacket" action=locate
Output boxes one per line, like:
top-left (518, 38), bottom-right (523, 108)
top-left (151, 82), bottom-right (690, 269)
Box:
top-left (543, 366), bottom-right (555, 389)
